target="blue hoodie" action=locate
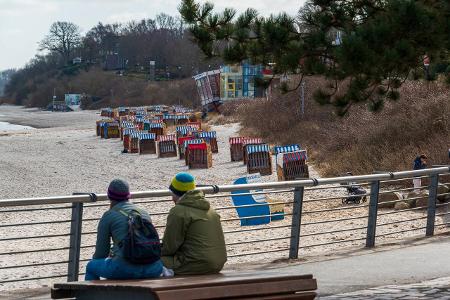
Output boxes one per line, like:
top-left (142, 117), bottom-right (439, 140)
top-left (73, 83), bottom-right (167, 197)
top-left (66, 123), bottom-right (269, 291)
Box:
top-left (413, 156), bottom-right (426, 170)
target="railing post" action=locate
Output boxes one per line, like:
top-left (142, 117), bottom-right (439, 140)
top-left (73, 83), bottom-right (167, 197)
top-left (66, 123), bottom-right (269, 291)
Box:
top-left (366, 180), bottom-right (380, 248)
top-left (289, 187), bottom-right (304, 259)
top-left (426, 174), bottom-right (439, 236)
top-left (67, 202), bottom-right (83, 282)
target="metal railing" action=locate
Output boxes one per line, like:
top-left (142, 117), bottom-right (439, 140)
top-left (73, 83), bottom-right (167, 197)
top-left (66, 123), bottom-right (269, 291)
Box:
top-left (0, 166), bottom-right (449, 288)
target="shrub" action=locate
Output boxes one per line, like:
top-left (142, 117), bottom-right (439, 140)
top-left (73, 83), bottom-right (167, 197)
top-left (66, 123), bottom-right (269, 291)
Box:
top-left (235, 77), bottom-right (450, 176)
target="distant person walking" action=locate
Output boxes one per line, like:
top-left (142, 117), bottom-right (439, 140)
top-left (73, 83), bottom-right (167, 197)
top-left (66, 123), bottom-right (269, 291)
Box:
top-left (162, 172), bottom-right (227, 275)
top-left (85, 179), bottom-right (164, 280)
top-left (413, 154), bottom-right (428, 193)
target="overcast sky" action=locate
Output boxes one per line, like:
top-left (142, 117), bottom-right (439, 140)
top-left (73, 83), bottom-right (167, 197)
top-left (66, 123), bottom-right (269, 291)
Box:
top-left (0, 0), bottom-right (305, 70)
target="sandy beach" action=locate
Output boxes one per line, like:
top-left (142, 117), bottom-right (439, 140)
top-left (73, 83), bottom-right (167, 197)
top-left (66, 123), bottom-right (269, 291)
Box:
top-left (0, 104), bottom-right (448, 291)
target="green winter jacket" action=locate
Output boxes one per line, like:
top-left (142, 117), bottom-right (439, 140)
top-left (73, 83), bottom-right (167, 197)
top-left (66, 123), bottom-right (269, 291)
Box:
top-left (161, 190), bottom-right (227, 275)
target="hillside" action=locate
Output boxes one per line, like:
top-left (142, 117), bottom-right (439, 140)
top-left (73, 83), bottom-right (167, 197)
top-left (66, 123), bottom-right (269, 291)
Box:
top-left (230, 78), bottom-right (450, 176)
top-left (0, 67), bottom-right (199, 109)
top-left (1, 14), bottom-right (218, 109)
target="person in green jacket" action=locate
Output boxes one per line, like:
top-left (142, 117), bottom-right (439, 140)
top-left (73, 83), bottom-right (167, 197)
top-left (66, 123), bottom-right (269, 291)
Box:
top-left (162, 172), bottom-right (227, 275)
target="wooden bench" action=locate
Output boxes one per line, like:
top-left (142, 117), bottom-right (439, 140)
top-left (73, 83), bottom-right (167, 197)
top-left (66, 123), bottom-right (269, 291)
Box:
top-left (51, 272), bottom-right (317, 300)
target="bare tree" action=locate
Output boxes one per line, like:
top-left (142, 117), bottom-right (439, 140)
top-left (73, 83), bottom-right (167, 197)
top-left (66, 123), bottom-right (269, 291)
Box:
top-left (39, 21), bottom-right (81, 65)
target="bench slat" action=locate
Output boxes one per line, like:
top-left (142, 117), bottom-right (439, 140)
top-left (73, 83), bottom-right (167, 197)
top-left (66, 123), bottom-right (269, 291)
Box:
top-left (238, 291), bottom-right (317, 300)
top-left (52, 272), bottom-right (317, 300)
top-left (53, 273), bottom-right (314, 292)
top-left (154, 278), bottom-right (317, 300)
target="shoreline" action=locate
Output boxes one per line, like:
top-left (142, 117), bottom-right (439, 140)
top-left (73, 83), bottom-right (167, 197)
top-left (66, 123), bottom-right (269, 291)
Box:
top-left (0, 104), bottom-right (99, 129)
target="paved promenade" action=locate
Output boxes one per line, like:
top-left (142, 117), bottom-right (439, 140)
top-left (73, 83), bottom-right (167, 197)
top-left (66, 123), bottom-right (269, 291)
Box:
top-left (252, 234), bottom-right (450, 296)
top-left (322, 277), bottom-right (450, 299)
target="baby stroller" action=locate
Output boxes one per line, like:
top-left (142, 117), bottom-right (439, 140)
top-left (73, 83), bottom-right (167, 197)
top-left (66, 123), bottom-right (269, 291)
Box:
top-left (341, 172), bottom-right (368, 204)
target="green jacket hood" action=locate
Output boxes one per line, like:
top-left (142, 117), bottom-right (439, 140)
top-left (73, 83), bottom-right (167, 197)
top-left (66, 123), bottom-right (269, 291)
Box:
top-left (177, 190), bottom-right (210, 211)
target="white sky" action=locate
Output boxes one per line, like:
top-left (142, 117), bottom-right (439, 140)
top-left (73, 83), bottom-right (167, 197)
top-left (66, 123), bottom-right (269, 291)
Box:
top-left (0, 0), bottom-right (305, 70)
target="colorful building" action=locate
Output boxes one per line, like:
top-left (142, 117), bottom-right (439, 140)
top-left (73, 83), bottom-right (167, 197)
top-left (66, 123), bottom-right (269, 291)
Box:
top-left (194, 63), bottom-right (269, 108)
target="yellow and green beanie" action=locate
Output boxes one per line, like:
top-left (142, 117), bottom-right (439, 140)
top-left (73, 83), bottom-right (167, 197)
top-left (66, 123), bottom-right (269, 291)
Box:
top-left (169, 172), bottom-right (196, 196)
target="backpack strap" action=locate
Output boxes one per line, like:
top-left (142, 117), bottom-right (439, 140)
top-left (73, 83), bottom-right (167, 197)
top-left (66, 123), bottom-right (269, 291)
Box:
top-left (112, 206), bottom-right (143, 218)
top-left (112, 207), bottom-right (130, 217)
top-left (111, 207), bottom-right (138, 248)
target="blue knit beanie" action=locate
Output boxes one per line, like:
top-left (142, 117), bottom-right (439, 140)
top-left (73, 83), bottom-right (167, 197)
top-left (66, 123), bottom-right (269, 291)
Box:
top-left (108, 179), bottom-right (130, 201)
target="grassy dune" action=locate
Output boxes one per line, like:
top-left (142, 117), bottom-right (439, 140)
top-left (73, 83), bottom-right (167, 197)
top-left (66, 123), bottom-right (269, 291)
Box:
top-left (232, 79), bottom-right (449, 176)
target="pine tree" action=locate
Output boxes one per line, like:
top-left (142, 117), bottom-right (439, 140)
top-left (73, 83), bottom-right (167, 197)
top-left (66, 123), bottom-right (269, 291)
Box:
top-left (179, 0), bottom-right (450, 115)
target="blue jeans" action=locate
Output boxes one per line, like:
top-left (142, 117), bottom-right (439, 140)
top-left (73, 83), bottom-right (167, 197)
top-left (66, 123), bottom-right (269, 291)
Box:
top-left (85, 257), bottom-right (163, 280)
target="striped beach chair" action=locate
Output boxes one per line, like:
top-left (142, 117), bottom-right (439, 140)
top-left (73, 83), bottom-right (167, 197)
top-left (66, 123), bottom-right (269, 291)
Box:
top-left (176, 114), bottom-right (189, 125)
top-left (100, 108), bottom-right (113, 118)
top-left (176, 126), bottom-right (197, 138)
top-left (187, 142), bottom-right (212, 169)
top-left (129, 131), bottom-right (147, 153)
top-left (118, 107), bottom-right (129, 117)
top-left (120, 122), bottom-right (135, 140)
top-left (187, 121), bottom-right (201, 131)
top-left (157, 134), bottom-right (177, 158)
top-left (138, 133), bottom-right (157, 155)
top-left (274, 144), bottom-right (301, 165)
top-left (149, 123), bottom-right (165, 137)
top-left (96, 119), bottom-right (113, 137)
top-left (122, 128), bottom-right (137, 151)
top-left (163, 114), bottom-right (178, 126)
top-left (196, 131), bottom-right (218, 153)
top-left (184, 139), bottom-right (204, 165)
top-left (276, 150), bottom-right (309, 181)
top-left (104, 121), bottom-right (120, 139)
top-left (229, 137), bottom-right (244, 161)
top-left (242, 138), bottom-right (264, 164)
top-left (246, 144), bottom-right (272, 176)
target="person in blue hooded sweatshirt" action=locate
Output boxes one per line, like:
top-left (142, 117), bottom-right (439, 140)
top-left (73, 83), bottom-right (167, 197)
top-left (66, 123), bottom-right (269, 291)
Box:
top-left (413, 154), bottom-right (428, 193)
top-left (85, 179), bottom-right (165, 280)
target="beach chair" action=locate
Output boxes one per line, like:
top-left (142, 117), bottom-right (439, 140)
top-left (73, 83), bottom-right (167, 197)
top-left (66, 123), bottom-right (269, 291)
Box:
top-left (157, 134), bottom-right (177, 158)
top-left (277, 150), bottom-right (309, 181)
top-left (100, 108), bottom-right (113, 118)
top-left (184, 139), bottom-right (205, 166)
top-left (129, 131), bottom-right (147, 153)
top-left (242, 138), bottom-right (264, 164)
top-left (176, 125), bottom-right (197, 139)
top-left (229, 137), bottom-right (244, 161)
top-left (188, 142), bottom-right (213, 169)
top-left (274, 144), bottom-right (301, 164)
top-left (247, 144), bottom-right (272, 175)
top-left (163, 114), bottom-right (177, 126)
top-left (187, 121), bottom-right (202, 131)
top-left (195, 131), bottom-right (218, 153)
top-left (149, 123), bottom-right (165, 137)
top-left (105, 122), bottom-right (120, 139)
top-left (176, 114), bottom-right (189, 125)
top-left (122, 128), bottom-right (136, 151)
top-left (96, 120), bottom-right (107, 136)
top-left (138, 133), bottom-right (157, 155)
top-left (120, 122), bottom-right (134, 141)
